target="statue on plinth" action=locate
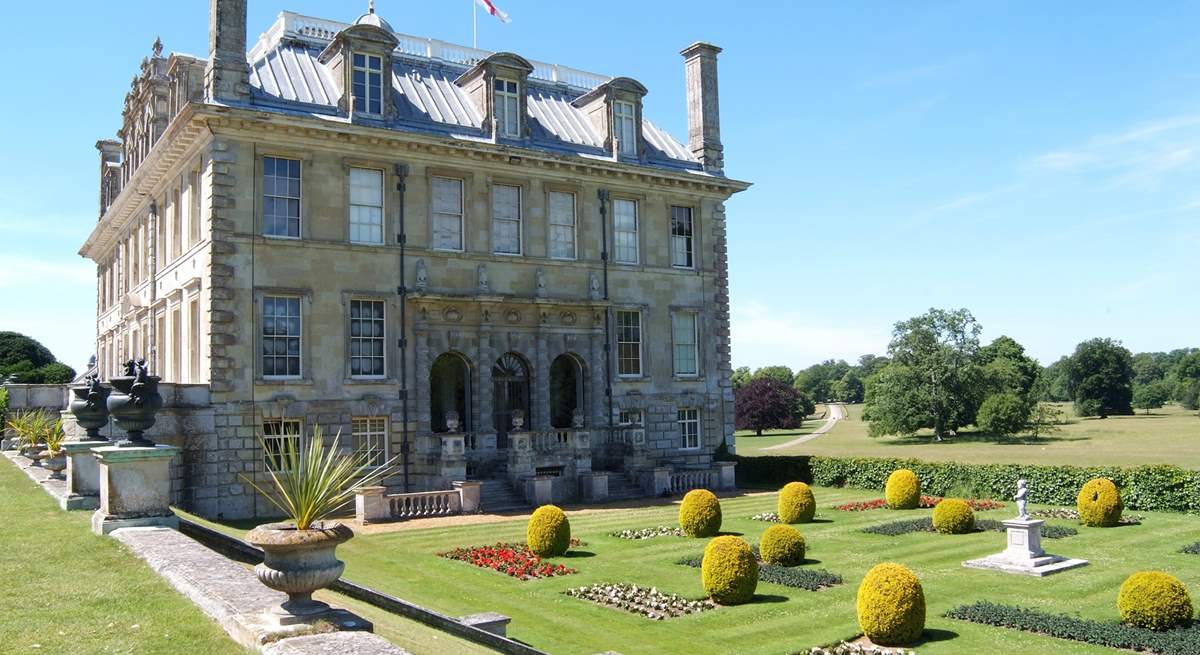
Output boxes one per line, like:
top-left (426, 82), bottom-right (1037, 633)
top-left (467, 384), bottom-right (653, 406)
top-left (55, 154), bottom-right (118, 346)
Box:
top-left (1014, 479), bottom-right (1029, 520)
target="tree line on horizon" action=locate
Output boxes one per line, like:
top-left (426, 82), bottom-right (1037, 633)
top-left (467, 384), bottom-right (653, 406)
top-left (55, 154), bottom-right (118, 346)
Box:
top-left (733, 308), bottom-right (1199, 439)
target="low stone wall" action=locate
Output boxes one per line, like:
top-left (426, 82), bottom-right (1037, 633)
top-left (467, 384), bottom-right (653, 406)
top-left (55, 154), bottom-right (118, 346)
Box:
top-left (3, 384), bottom-right (68, 414)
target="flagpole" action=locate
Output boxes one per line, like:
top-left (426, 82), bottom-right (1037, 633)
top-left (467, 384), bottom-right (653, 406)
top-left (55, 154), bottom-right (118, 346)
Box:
top-left (472, 0), bottom-right (477, 48)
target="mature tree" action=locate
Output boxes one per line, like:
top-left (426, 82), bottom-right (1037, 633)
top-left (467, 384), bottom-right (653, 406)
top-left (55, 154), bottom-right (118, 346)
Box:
top-left (753, 365), bottom-right (795, 387)
top-left (735, 377), bottom-right (805, 435)
top-left (857, 354), bottom-right (890, 379)
top-left (976, 392), bottom-right (1032, 436)
top-left (1067, 338), bottom-right (1134, 417)
top-left (1132, 381), bottom-right (1170, 414)
top-left (864, 308), bottom-right (984, 439)
top-left (0, 332), bottom-right (74, 384)
top-left (832, 369), bottom-right (865, 403)
top-left (1131, 352), bottom-right (1167, 387)
top-left (794, 359), bottom-right (851, 402)
top-left (731, 366), bottom-right (752, 390)
top-left (1039, 356), bottom-right (1073, 402)
top-left (980, 336), bottom-right (1040, 400)
top-left (1171, 351), bottom-right (1200, 408)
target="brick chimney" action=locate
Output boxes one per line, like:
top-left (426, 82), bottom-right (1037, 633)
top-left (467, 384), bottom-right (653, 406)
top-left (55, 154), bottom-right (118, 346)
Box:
top-left (205, 0), bottom-right (250, 104)
top-left (681, 42), bottom-right (724, 173)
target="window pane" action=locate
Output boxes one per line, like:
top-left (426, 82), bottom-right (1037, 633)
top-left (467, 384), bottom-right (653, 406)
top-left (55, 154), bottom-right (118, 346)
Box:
top-left (263, 295), bottom-right (301, 377)
top-left (431, 177), bottom-right (463, 250)
top-left (612, 199), bottom-right (638, 264)
top-left (616, 310), bottom-right (641, 376)
top-left (263, 157), bottom-right (300, 238)
top-left (349, 168), bottom-right (383, 244)
top-left (349, 299), bottom-right (385, 378)
top-left (492, 185), bottom-right (521, 254)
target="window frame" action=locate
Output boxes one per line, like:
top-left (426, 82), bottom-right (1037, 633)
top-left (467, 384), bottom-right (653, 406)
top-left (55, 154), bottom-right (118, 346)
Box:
top-left (351, 52), bottom-right (384, 116)
top-left (615, 309), bottom-right (643, 378)
top-left (348, 166), bottom-right (385, 245)
top-left (348, 298), bottom-right (387, 380)
top-left (261, 295), bottom-right (303, 380)
top-left (547, 189), bottom-right (577, 260)
top-left (430, 175), bottom-right (465, 252)
top-left (671, 312), bottom-right (699, 377)
top-left (611, 197), bottom-right (640, 265)
top-left (678, 408), bottom-right (701, 450)
top-left (262, 418), bottom-right (303, 472)
top-left (262, 156), bottom-right (302, 239)
top-left (494, 78), bottom-right (521, 138)
top-left (670, 205), bottom-right (695, 269)
top-left (613, 99), bottom-right (637, 156)
top-left (490, 183), bottom-right (523, 255)
top-left (351, 416), bottom-right (389, 468)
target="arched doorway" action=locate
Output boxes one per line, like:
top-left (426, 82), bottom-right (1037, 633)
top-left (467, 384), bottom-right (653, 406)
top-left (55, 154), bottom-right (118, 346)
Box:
top-left (492, 352), bottom-right (531, 449)
top-left (430, 353), bottom-right (471, 433)
top-left (550, 353), bottom-right (585, 428)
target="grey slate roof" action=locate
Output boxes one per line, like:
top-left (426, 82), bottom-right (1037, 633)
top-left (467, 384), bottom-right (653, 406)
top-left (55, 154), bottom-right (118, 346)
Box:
top-left (244, 14), bottom-right (700, 171)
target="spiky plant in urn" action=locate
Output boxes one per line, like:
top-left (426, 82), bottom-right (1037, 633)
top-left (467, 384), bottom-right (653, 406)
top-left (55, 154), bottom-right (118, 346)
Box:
top-left (39, 418), bottom-right (68, 480)
top-left (70, 374), bottom-right (111, 441)
top-left (242, 426), bottom-right (396, 623)
top-left (106, 360), bottom-right (163, 447)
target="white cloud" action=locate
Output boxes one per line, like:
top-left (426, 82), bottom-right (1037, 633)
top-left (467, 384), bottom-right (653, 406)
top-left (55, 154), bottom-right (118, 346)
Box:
top-left (730, 300), bottom-right (888, 370)
top-left (1030, 114), bottom-right (1200, 189)
top-left (0, 254), bottom-right (93, 289)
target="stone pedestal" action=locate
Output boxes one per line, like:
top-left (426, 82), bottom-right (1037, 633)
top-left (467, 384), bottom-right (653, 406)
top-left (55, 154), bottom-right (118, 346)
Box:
top-left (453, 480), bottom-right (482, 513)
top-left (459, 612), bottom-right (511, 637)
top-left (715, 461), bottom-right (737, 491)
top-left (963, 518), bottom-right (1088, 576)
top-left (91, 445), bottom-right (180, 535)
top-left (62, 440), bottom-right (108, 511)
top-left (439, 434), bottom-right (467, 483)
top-left (642, 467), bottom-right (671, 496)
top-left (355, 486), bottom-right (389, 524)
top-left (572, 431), bottom-right (592, 475)
top-left (507, 432), bottom-right (535, 485)
top-left (528, 475), bottom-right (555, 506)
top-left (579, 471), bottom-right (609, 502)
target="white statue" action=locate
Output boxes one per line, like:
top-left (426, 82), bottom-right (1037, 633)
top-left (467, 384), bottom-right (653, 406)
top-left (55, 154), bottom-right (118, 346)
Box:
top-left (535, 267), bottom-right (547, 297)
top-left (588, 271), bottom-right (601, 300)
top-left (414, 258), bottom-right (428, 291)
top-left (1014, 479), bottom-right (1029, 520)
top-left (477, 264), bottom-right (490, 293)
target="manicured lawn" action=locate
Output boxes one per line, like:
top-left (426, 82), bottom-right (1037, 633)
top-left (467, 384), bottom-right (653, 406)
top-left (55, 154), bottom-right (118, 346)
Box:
top-left (0, 458), bottom-right (248, 655)
top-left (740, 402), bottom-right (1200, 468)
top-left (193, 487), bottom-right (1199, 654)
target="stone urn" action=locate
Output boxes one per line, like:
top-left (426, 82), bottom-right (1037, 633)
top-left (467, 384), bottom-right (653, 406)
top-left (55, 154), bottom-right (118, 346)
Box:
top-left (511, 409), bottom-right (525, 431)
top-left (40, 450), bottom-right (67, 479)
top-left (445, 410), bottom-right (461, 433)
top-left (70, 376), bottom-right (111, 441)
top-left (22, 444), bottom-right (46, 464)
top-left (572, 408), bottom-right (586, 429)
top-left (246, 522), bottom-right (354, 620)
top-left (107, 360), bottom-right (163, 447)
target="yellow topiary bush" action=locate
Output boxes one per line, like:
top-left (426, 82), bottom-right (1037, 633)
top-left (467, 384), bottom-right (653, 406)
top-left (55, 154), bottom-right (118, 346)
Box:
top-left (1118, 571), bottom-right (1194, 631)
top-left (679, 489), bottom-right (722, 537)
top-left (1077, 478), bottom-right (1123, 527)
top-left (778, 481), bottom-right (817, 524)
top-left (701, 535), bottom-right (759, 605)
top-left (885, 469), bottom-right (921, 510)
top-left (526, 505), bottom-right (571, 557)
top-left (759, 524), bottom-right (806, 566)
top-left (857, 562), bottom-right (926, 646)
top-left (931, 499), bottom-right (975, 534)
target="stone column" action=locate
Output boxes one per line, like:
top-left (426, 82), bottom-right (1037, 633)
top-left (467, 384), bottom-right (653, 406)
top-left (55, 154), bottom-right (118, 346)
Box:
top-left (453, 480), bottom-right (482, 513)
top-left (355, 486), bottom-right (389, 524)
top-left (572, 430), bottom-right (592, 475)
top-left (533, 332), bottom-right (549, 430)
top-left (91, 445), bottom-right (180, 535)
top-left (61, 440), bottom-right (108, 511)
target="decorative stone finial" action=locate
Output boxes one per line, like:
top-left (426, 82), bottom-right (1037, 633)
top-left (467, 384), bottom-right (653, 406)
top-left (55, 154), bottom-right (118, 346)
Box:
top-left (368, 0), bottom-right (375, 13)
top-left (152, 37), bottom-right (163, 57)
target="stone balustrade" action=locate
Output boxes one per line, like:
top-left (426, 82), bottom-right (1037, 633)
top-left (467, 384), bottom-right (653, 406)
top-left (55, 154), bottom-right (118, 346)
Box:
top-left (669, 469), bottom-right (716, 494)
top-left (355, 481), bottom-right (481, 524)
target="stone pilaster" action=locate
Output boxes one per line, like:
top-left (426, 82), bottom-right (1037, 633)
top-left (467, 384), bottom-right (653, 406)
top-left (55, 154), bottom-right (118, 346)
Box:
top-left (533, 332), bottom-right (549, 430)
top-left (710, 201), bottom-right (735, 452)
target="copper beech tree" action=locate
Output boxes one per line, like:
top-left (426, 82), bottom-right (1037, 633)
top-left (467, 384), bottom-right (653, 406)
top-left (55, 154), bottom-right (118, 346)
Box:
top-left (735, 377), bottom-right (810, 435)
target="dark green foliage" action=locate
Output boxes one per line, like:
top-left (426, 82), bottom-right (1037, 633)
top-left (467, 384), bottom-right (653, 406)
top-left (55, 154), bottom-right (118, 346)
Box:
top-left (1068, 338), bottom-right (1134, 417)
top-left (794, 360), bottom-right (851, 403)
top-left (1133, 381), bottom-right (1171, 414)
top-left (731, 366), bottom-right (752, 390)
top-left (976, 392), bottom-right (1032, 436)
top-left (0, 332), bottom-right (75, 384)
top-left (676, 556), bottom-right (841, 591)
top-left (944, 601), bottom-right (1200, 655)
top-left (729, 456), bottom-right (813, 488)
top-left (860, 517), bottom-right (1076, 539)
top-left (35, 363), bottom-right (75, 385)
top-left (1182, 542), bottom-right (1200, 555)
top-left (753, 365), bottom-right (795, 387)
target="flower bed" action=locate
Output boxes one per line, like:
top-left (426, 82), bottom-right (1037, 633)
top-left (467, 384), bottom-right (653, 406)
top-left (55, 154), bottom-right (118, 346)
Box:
top-left (1030, 507), bottom-right (1143, 525)
top-left (806, 642), bottom-right (915, 655)
top-left (945, 601), bottom-right (1199, 655)
top-left (438, 542), bottom-right (577, 580)
top-left (1182, 542), bottom-right (1200, 555)
top-left (610, 526), bottom-right (686, 540)
top-left (564, 583), bottom-right (714, 620)
top-left (861, 517), bottom-right (1077, 539)
top-left (677, 556), bottom-right (842, 591)
top-left (750, 512), bottom-right (781, 523)
top-left (833, 496), bottom-right (1005, 512)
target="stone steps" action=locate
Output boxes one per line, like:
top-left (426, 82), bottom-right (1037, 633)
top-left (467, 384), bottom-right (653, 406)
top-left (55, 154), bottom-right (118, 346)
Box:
top-left (478, 479), bottom-right (529, 513)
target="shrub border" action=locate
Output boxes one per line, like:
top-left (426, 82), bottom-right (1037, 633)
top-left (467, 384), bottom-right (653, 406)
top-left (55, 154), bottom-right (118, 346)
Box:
top-left (676, 556), bottom-right (842, 591)
top-left (860, 517), bottom-right (1077, 539)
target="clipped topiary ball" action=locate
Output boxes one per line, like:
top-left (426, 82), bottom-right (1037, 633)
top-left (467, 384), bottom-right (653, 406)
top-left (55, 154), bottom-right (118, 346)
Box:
top-left (857, 562), bottom-right (926, 646)
top-left (679, 488), bottom-right (722, 537)
top-left (1077, 478), bottom-right (1123, 527)
top-left (526, 505), bottom-right (571, 557)
top-left (759, 524), bottom-right (806, 566)
top-left (932, 499), bottom-right (975, 535)
top-left (778, 481), bottom-right (817, 524)
top-left (885, 469), bottom-right (921, 510)
top-left (1118, 571), bottom-right (1194, 630)
top-left (701, 535), bottom-right (759, 605)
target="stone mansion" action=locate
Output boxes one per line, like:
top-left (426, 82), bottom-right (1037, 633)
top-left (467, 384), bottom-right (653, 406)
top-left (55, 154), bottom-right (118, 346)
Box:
top-left (79, 0), bottom-right (750, 519)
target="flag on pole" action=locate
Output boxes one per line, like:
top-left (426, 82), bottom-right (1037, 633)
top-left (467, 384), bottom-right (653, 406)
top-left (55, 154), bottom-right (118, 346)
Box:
top-left (475, 0), bottom-right (511, 23)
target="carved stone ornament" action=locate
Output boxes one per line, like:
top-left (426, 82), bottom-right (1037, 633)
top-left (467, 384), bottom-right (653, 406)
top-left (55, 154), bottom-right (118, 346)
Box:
top-left (504, 309), bottom-right (521, 324)
top-left (589, 271), bottom-right (602, 300)
top-left (535, 267), bottom-right (547, 297)
top-left (477, 264), bottom-right (490, 293)
top-left (443, 307), bottom-right (463, 322)
top-left (560, 311), bottom-right (577, 326)
top-left (414, 258), bottom-right (428, 291)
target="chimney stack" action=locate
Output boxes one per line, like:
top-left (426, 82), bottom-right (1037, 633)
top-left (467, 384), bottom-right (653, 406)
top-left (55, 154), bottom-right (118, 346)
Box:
top-left (681, 42), bottom-right (724, 173)
top-left (205, 0), bottom-right (250, 104)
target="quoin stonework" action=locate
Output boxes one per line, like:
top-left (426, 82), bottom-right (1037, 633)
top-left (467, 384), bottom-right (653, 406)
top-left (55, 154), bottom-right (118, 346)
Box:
top-left (79, 0), bottom-right (750, 520)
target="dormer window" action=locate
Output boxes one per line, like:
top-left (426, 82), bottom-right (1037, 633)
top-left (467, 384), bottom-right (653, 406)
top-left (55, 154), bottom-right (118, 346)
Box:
top-left (614, 100), bottom-right (637, 156)
top-left (494, 78), bottom-right (520, 137)
top-left (352, 53), bottom-right (383, 115)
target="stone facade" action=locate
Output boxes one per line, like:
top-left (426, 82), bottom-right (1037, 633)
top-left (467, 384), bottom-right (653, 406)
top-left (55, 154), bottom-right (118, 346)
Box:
top-left (79, 2), bottom-right (749, 519)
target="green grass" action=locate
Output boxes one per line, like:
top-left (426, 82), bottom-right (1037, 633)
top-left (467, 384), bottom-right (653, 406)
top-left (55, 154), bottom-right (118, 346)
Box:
top-left (739, 402), bottom-right (1200, 468)
top-left (0, 459), bottom-right (248, 654)
top-left (192, 487), bottom-right (1199, 654)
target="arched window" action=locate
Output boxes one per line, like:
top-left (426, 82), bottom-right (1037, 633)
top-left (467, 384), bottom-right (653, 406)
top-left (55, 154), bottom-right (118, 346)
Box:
top-left (430, 353), bottom-right (471, 433)
top-left (550, 353), bottom-right (585, 428)
top-left (492, 352), bottom-right (531, 448)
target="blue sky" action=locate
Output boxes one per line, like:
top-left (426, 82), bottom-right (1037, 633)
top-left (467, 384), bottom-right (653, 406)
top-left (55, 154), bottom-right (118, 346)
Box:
top-left (1, 1), bottom-right (1198, 373)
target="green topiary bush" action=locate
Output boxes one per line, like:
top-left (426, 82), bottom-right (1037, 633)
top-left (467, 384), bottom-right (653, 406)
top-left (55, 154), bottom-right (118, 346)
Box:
top-left (778, 481), bottom-right (817, 523)
top-left (931, 498), bottom-right (975, 534)
top-left (1117, 571), bottom-right (1194, 630)
top-left (759, 524), bottom-right (806, 566)
top-left (701, 535), bottom-right (758, 605)
top-left (679, 489), bottom-right (722, 537)
top-left (856, 562), bottom-right (926, 646)
top-left (1077, 478), bottom-right (1123, 527)
top-left (526, 505), bottom-right (571, 557)
top-left (885, 469), bottom-right (921, 510)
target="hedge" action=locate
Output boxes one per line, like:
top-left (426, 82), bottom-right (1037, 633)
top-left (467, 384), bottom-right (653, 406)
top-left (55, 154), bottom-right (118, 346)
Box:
top-left (945, 601), bottom-right (1200, 655)
top-left (677, 556), bottom-right (841, 591)
top-left (733, 454), bottom-right (1200, 514)
top-left (861, 517), bottom-right (1077, 539)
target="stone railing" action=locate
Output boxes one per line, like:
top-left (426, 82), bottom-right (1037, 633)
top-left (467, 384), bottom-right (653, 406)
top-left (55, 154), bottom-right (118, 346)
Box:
top-left (532, 430), bottom-right (572, 453)
top-left (356, 481), bottom-right (481, 524)
top-left (669, 469), bottom-right (715, 495)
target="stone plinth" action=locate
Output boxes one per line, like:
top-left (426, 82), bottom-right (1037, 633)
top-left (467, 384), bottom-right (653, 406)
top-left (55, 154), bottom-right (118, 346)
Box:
top-left (438, 434), bottom-right (466, 483)
top-left (963, 519), bottom-right (1088, 576)
top-left (579, 471), bottom-right (609, 502)
top-left (715, 461), bottom-right (736, 491)
top-left (642, 467), bottom-right (671, 496)
top-left (453, 480), bottom-right (482, 513)
top-left (91, 445), bottom-right (180, 535)
top-left (62, 440), bottom-right (107, 511)
top-left (459, 612), bottom-right (511, 637)
top-left (355, 486), bottom-right (388, 524)
top-left (528, 475), bottom-right (555, 506)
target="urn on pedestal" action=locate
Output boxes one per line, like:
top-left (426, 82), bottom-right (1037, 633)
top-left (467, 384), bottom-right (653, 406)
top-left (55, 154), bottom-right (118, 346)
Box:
top-left (69, 375), bottom-right (111, 441)
top-left (106, 360), bottom-right (163, 447)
